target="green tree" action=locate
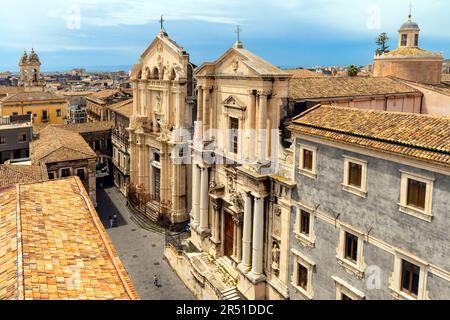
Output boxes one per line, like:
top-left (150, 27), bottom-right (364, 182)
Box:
top-left (376, 32), bottom-right (390, 55)
top-left (347, 65), bottom-right (359, 77)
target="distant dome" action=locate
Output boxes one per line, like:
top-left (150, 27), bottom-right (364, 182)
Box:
top-left (399, 16), bottom-right (420, 31)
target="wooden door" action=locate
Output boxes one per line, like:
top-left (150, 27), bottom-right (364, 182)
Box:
top-left (224, 212), bottom-right (234, 257)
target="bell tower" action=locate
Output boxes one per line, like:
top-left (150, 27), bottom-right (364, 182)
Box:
top-left (18, 48), bottom-right (44, 92)
top-left (398, 12), bottom-right (420, 48)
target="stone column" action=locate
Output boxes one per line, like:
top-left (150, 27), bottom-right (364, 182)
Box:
top-left (239, 192), bottom-right (253, 272)
top-left (191, 163), bottom-right (201, 230)
top-left (257, 92), bottom-right (268, 163)
top-left (138, 142), bottom-right (144, 186)
top-left (246, 91), bottom-right (257, 162)
top-left (212, 203), bottom-right (221, 243)
top-left (250, 195), bottom-right (265, 280)
top-left (197, 87), bottom-right (204, 141)
top-left (236, 222), bottom-right (243, 263)
top-left (203, 88), bottom-right (210, 141)
top-left (198, 167), bottom-right (210, 234)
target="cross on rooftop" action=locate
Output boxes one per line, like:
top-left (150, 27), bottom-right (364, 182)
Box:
top-left (409, 3), bottom-right (413, 20)
top-left (159, 15), bottom-right (165, 31)
top-left (235, 25), bottom-right (242, 42)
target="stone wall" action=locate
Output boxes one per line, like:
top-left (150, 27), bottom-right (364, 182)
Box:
top-left (288, 137), bottom-right (450, 300)
top-left (374, 59), bottom-right (443, 85)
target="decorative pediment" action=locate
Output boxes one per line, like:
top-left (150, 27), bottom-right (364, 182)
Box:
top-left (222, 95), bottom-right (246, 111)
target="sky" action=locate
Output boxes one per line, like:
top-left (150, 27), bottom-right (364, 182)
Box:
top-left (0, 0), bottom-right (448, 72)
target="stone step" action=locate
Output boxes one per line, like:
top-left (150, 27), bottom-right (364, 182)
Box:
top-left (221, 288), bottom-right (241, 301)
top-left (129, 205), bottom-right (166, 234)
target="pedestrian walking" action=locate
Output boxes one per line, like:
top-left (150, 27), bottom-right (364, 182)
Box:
top-left (108, 216), bottom-right (114, 228)
top-left (113, 214), bottom-right (118, 227)
top-left (153, 274), bottom-right (159, 288)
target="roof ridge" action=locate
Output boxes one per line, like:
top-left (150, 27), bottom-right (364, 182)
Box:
top-left (325, 104), bottom-right (449, 119)
top-left (297, 121), bottom-right (450, 155)
top-left (15, 184), bottom-right (25, 300)
top-left (72, 177), bottom-right (140, 299)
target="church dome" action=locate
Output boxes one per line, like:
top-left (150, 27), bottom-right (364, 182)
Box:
top-left (399, 16), bottom-right (420, 31)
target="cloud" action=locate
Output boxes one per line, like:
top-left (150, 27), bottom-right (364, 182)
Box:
top-left (0, 0), bottom-right (448, 69)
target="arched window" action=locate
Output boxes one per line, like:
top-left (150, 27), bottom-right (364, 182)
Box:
top-left (170, 68), bottom-right (177, 81)
top-left (153, 67), bottom-right (160, 79)
top-left (33, 69), bottom-right (38, 82)
top-left (144, 67), bottom-right (151, 79)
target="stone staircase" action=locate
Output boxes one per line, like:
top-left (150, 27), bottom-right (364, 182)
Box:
top-left (129, 203), bottom-right (165, 234)
top-left (220, 287), bottom-right (241, 301)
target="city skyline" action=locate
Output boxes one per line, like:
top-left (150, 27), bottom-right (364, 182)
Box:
top-left (0, 0), bottom-right (449, 72)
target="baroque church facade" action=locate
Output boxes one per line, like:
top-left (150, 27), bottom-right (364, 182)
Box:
top-left (128, 27), bottom-right (196, 225)
top-left (166, 39), bottom-right (297, 300)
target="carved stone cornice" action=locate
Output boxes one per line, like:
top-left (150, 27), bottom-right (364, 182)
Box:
top-left (257, 89), bottom-right (272, 96)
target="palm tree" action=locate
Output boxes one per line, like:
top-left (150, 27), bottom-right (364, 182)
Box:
top-left (347, 65), bottom-right (359, 77)
top-left (376, 32), bottom-right (390, 55)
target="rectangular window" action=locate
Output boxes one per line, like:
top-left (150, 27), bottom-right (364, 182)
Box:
top-left (297, 264), bottom-right (308, 291)
top-left (400, 171), bottom-right (434, 221)
top-left (42, 110), bottom-right (49, 122)
top-left (291, 251), bottom-right (315, 299)
top-left (407, 179), bottom-right (426, 210)
top-left (229, 117), bottom-right (239, 154)
top-left (77, 169), bottom-right (85, 181)
top-left (401, 260), bottom-right (420, 297)
top-left (343, 156), bottom-right (367, 197)
top-left (303, 149), bottom-right (313, 171)
top-left (348, 162), bottom-right (363, 188)
top-left (57, 109), bottom-right (62, 117)
top-left (48, 172), bottom-right (55, 180)
top-left (401, 34), bottom-right (408, 46)
top-left (61, 168), bottom-right (71, 178)
top-left (299, 145), bottom-right (317, 178)
top-left (300, 210), bottom-right (311, 236)
top-left (345, 232), bottom-right (358, 263)
top-left (0, 136), bottom-right (6, 145)
top-left (18, 133), bottom-right (27, 143)
top-left (414, 34), bottom-right (419, 46)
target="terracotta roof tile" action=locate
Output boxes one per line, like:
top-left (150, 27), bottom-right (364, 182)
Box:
top-left (0, 165), bottom-right (47, 187)
top-left (0, 92), bottom-right (66, 104)
top-left (283, 69), bottom-right (325, 78)
top-left (0, 177), bottom-right (139, 300)
top-left (0, 86), bottom-right (24, 96)
top-left (61, 121), bottom-right (114, 134)
top-left (289, 77), bottom-right (419, 100)
top-left (381, 47), bottom-right (443, 58)
top-left (107, 99), bottom-right (133, 118)
top-left (290, 105), bottom-right (450, 166)
top-left (31, 126), bottom-right (96, 164)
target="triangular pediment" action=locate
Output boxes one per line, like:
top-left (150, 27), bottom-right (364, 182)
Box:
top-left (196, 47), bottom-right (288, 78)
top-left (222, 95), bottom-right (244, 107)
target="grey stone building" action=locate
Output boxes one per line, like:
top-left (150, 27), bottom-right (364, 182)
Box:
top-left (0, 115), bottom-right (32, 164)
top-left (288, 105), bottom-right (450, 300)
